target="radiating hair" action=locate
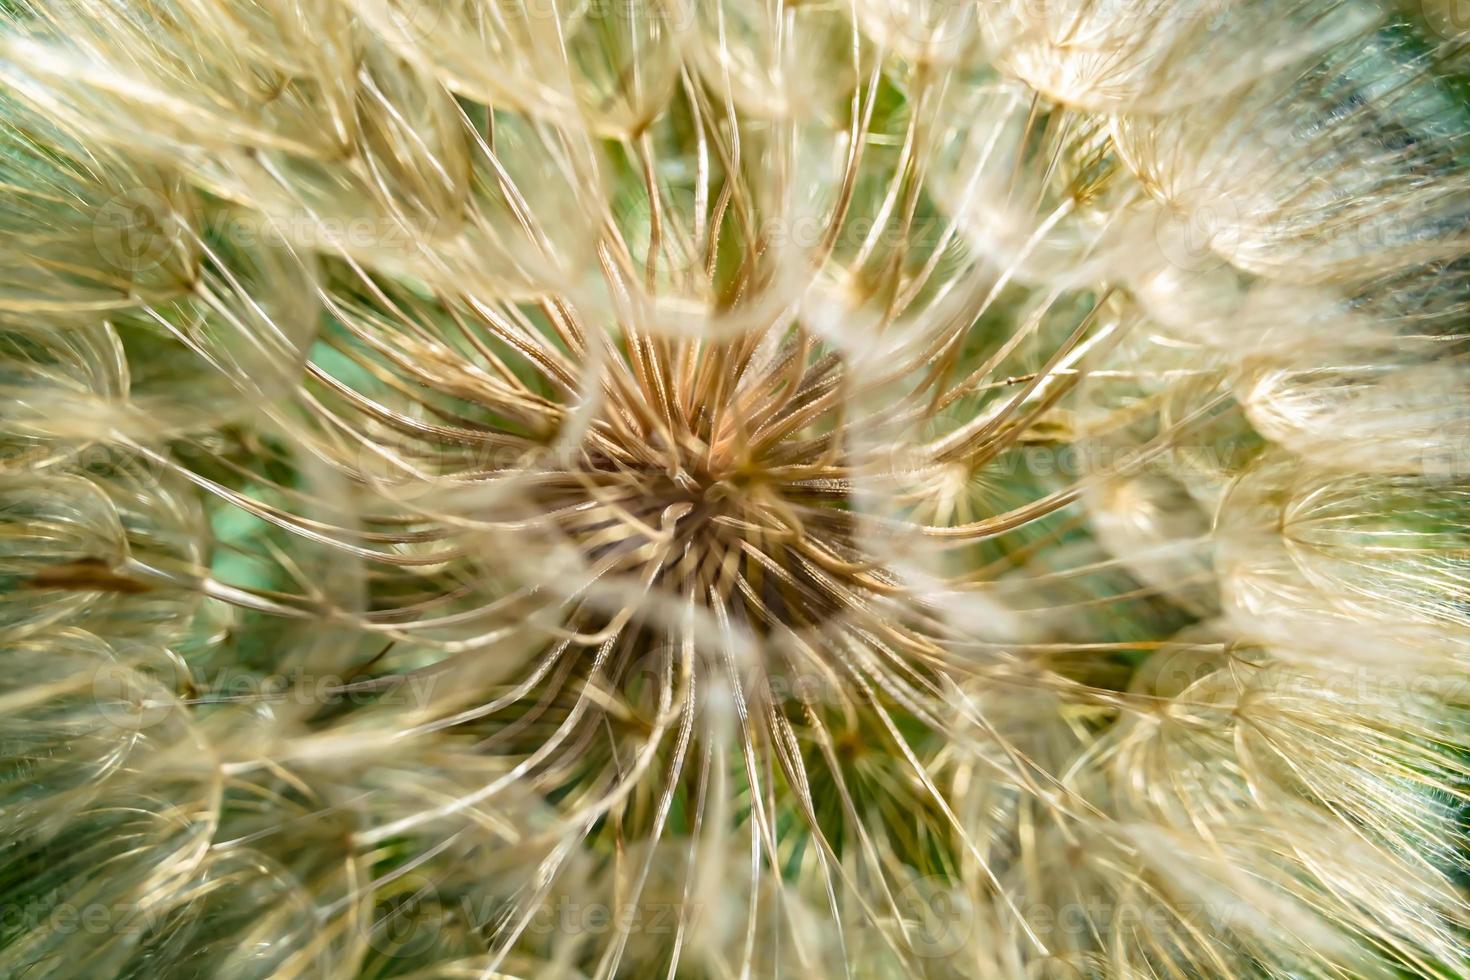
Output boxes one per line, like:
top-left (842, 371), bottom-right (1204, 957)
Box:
top-left (1, 1), bottom-right (1468, 978)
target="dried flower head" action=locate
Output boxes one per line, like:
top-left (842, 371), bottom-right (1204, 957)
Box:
top-left (1, 0), bottom-right (1469, 977)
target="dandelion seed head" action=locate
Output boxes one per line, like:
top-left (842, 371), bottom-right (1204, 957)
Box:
top-left (2, 1), bottom-right (1470, 978)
